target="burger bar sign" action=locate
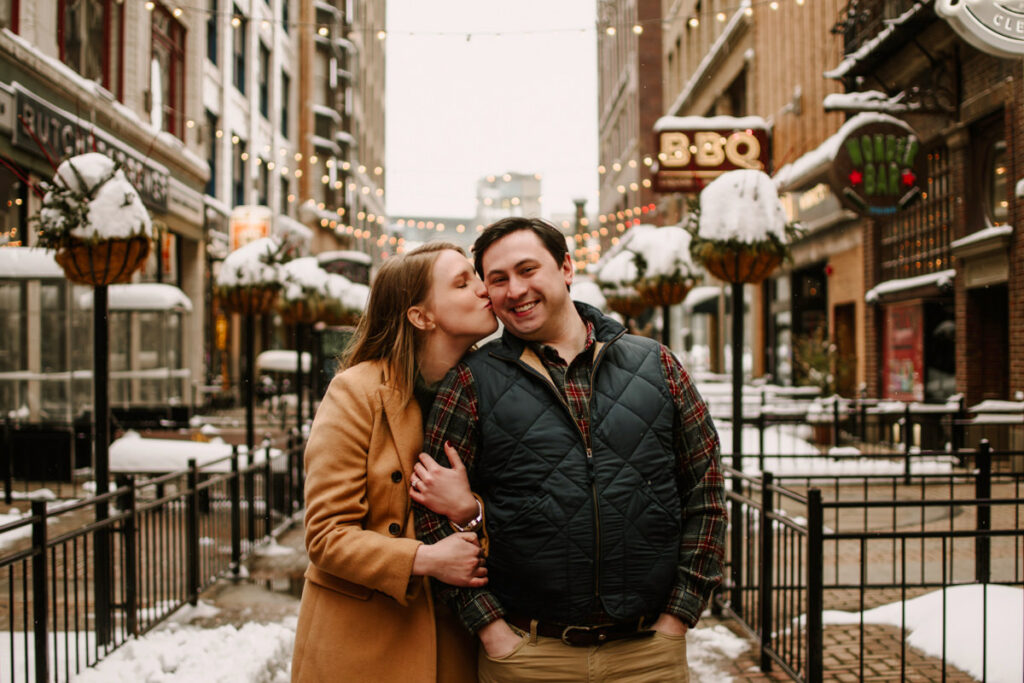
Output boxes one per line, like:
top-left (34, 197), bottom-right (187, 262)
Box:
top-left (937, 0), bottom-right (1024, 58)
top-left (651, 116), bottom-right (771, 193)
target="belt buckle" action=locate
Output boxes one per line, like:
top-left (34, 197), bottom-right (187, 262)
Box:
top-left (560, 624), bottom-right (594, 646)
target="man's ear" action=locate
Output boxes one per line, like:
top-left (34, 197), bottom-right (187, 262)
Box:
top-left (407, 305), bottom-right (435, 331)
top-left (562, 252), bottom-right (574, 288)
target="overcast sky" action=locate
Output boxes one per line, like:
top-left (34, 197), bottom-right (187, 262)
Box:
top-left (385, 0), bottom-right (599, 220)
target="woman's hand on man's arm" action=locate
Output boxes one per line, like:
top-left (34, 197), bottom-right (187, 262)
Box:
top-left (411, 532), bottom-right (488, 587)
top-left (409, 442), bottom-right (479, 525)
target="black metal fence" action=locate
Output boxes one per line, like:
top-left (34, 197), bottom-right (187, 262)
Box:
top-left (0, 430), bottom-right (305, 683)
top-left (719, 441), bottom-right (1024, 682)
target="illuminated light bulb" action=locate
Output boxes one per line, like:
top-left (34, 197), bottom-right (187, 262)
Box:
top-left (688, 17), bottom-right (699, 28)
top-left (325, 158), bottom-right (334, 167)
top-left (632, 24), bottom-right (643, 34)
top-left (361, 187), bottom-right (369, 194)
top-left (320, 219), bottom-right (328, 227)
top-left (288, 194), bottom-right (295, 202)
top-left (612, 162), bottom-right (621, 172)
top-left (215, 129), bottom-right (224, 138)
top-left (598, 165), bottom-right (606, 174)
top-left (310, 155), bottom-right (318, 164)
top-left (318, 27), bottom-right (329, 37)
top-left (611, 237), bottom-right (619, 245)
top-left (281, 167), bottom-right (289, 175)
top-left (374, 166), bottom-right (383, 175)
top-left (716, 12), bottom-right (727, 21)
top-left (376, 189), bottom-right (384, 196)
top-left (267, 162), bottom-right (276, 170)
top-left (231, 16), bottom-right (241, 27)
top-left (317, 202), bottom-right (325, 210)
top-left (606, 26), bottom-right (616, 36)
top-left (231, 135), bottom-right (240, 144)
top-left (796, 0), bottom-right (805, 4)
top-left (770, 1), bottom-right (779, 10)
top-left (172, 7), bottom-right (183, 18)
top-left (294, 169), bottom-right (303, 178)
top-left (144, 1), bottom-right (155, 11)
top-left (628, 159), bottom-right (637, 168)
top-left (503, 173), bottom-right (511, 181)
top-left (534, 173), bottom-right (542, 180)
top-left (642, 179), bottom-right (652, 188)
top-left (262, 20), bottom-right (270, 29)
top-left (240, 152), bottom-right (249, 161)
top-left (457, 225), bottom-right (465, 233)
top-left (294, 152), bottom-right (303, 162)
top-left (377, 30), bottom-right (387, 40)
top-left (745, 7), bottom-right (753, 16)
top-left (598, 215), bottom-right (606, 224)
top-left (280, 148), bottom-right (287, 156)
top-left (358, 165), bottom-right (366, 173)
top-left (334, 181), bottom-right (342, 189)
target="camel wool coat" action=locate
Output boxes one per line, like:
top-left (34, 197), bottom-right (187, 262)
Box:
top-left (291, 360), bottom-right (477, 683)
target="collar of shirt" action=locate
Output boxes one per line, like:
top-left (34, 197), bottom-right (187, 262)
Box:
top-left (529, 320), bottom-right (597, 368)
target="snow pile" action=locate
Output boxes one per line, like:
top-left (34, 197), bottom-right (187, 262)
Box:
top-left (865, 269), bottom-right (955, 303)
top-left (821, 584), bottom-right (1023, 683)
top-left (570, 276), bottom-right (607, 310)
top-left (324, 273), bottom-right (369, 316)
top-left (697, 170), bottom-right (787, 244)
top-left (1016, 177), bottom-right (1023, 199)
top-left (594, 224), bottom-right (697, 289)
top-left (823, 90), bottom-right (919, 114)
top-left (280, 257), bottom-right (330, 302)
top-left (0, 247), bottom-right (65, 278)
top-left (39, 153), bottom-right (153, 244)
top-left (687, 623), bottom-right (751, 682)
top-left (595, 250), bottom-right (640, 287)
top-left (215, 237), bottom-right (284, 288)
top-left (71, 617), bottom-right (297, 683)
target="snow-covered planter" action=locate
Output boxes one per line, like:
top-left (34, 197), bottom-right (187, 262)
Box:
top-left (594, 250), bottom-right (647, 317)
top-left (215, 237), bottom-right (286, 315)
top-left (278, 257), bottom-right (331, 324)
top-left (627, 225), bottom-right (699, 307)
top-left (689, 170), bottom-right (799, 285)
top-left (320, 273), bottom-right (368, 326)
top-left (35, 153), bottom-right (154, 286)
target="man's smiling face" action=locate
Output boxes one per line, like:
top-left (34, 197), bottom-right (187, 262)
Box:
top-left (480, 229), bottom-right (574, 343)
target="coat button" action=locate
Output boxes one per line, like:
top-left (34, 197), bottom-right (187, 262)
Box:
top-left (388, 522), bottom-right (401, 536)
top-left (391, 470), bottom-right (402, 483)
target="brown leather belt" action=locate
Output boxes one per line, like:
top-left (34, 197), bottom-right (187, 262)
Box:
top-left (506, 615), bottom-right (656, 647)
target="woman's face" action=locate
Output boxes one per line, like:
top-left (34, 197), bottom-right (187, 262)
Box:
top-left (422, 249), bottom-right (497, 345)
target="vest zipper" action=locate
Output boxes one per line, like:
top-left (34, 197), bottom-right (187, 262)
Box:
top-left (502, 328), bottom-right (625, 606)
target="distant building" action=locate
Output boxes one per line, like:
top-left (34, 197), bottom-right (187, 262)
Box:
top-left (475, 172), bottom-right (542, 226)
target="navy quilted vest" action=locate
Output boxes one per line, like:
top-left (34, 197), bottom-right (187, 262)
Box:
top-left (462, 304), bottom-right (681, 624)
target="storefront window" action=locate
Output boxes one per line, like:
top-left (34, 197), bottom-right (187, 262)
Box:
top-left (988, 140), bottom-right (1008, 226)
top-left (152, 4), bottom-right (186, 139)
top-left (924, 301), bottom-right (955, 402)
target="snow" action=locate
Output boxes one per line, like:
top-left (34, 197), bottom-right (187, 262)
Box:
top-left (1016, 178), bottom-right (1024, 199)
top-left (317, 249), bottom-right (373, 266)
top-left (256, 350), bottom-right (312, 374)
top-left (820, 585), bottom-right (1023, 683)
top-left (950, 225), bottom-right (1014, 251)
top-left (824, 2), bottom-right (928, 79)
top-left (108, 432), bottom-right (279, 473)
top-left (325, 274), bottom-right (368, 312)
top-left (78, 283), bottom-right (192, 312)
top-left (570, 276), bottom-right (607, 310)
top-left (864, 269), bottom-right (955, 303)
top-left (822, 90), bottom-right (919, 114)
top-left (280, 257), bottom-right (330, 302)
top-left (773, 113), bottom-right (911, 191)
top-left (654, 115), bottom-right (770, 133)
top-left (0, 247), bottom-right (66, 278)
top-left (968, 399), bottom-right (1024, 414)
top-left (71, 617), bottom-right (297, 682)
top-left (683, 285), bottom-right (721, 311)
top-left (623, 224), bottom-right (698, 279)
top-left (595, 250), bottom-right (640, 286)
top-left (698, 170), bottom-right (788, 243)
top-left (215, 237), bottom-right (283, 288)
top-left (40, 153), bottom-right (154, 242)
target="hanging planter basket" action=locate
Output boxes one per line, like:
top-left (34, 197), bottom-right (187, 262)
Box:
top-left (636, 277), bottom-right (694, 308)
top-left (54, 236), bottom-right (151, 286)
top-left (218, 285), bottom-right (280, 316)
top-left (279, 298), bottom-right (322, 325)
top-left (700, 248), bottom-right (783, 285)
top-left (605, 290), bottom-right (649, 318)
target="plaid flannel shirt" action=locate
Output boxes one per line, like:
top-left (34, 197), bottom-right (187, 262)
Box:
top-left (415, 321), bottom-right (726, 633)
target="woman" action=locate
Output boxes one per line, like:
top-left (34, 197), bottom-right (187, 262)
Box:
top-left (292, 242), bottom-right (498, 682)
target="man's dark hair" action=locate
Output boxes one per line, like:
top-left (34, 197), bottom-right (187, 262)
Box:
top-left (472, 216), bottom-right (568, 278)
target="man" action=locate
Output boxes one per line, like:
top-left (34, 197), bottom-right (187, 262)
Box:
top-left (416, 217), bottom-right (726, 682)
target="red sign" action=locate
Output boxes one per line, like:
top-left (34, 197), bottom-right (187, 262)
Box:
top-left (652, 121), bottom-right (771, 193)
top-left (883, 303), bottom-right (924, 401)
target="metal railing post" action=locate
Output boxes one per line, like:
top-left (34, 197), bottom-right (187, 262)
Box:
top-left (759, 472), bottom-right (774, 672)
top-left (831, 396), bottom-right (840, 447)
top-left (263, 437), bottom-right (273, 537)
top-left (903, 403), bottom-right (913, 484)
top-left (975, 439), bottom-right (991, 584)
top-left (31, 499), bottom-right (49, 683)
top-left (230, 447), bottom-right (242, 577)
top-left (807, 488), bottom-right (824, 683)
top-left (729, 484), bottom-right (744, 619)
top-left (187, 458), bottom-right (200, 605)
top-left (246, 449), bottom-right (256, 548)
top-left (3, 414), bottom-right (12, 506)
top-left (117, 475), bottom-right (138, 637)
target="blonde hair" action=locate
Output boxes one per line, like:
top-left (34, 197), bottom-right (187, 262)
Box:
top-left (342, 242), bottom-right (465, 402)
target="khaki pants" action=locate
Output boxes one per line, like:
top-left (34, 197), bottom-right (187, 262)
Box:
top-left (477, 624), bottom-right (689, 683)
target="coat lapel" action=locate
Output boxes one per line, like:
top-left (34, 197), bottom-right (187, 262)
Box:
top-left (379, 378), bottom-right (422, 483)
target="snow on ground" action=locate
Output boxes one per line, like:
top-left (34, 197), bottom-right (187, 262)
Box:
top-left (687, 623), bottom-right (751, 682)
top-left (820, 584), bottom-right (1023, 683)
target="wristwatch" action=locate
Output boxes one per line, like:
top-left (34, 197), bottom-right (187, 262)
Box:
top-left (449, 498), bottom-right (483, 533)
